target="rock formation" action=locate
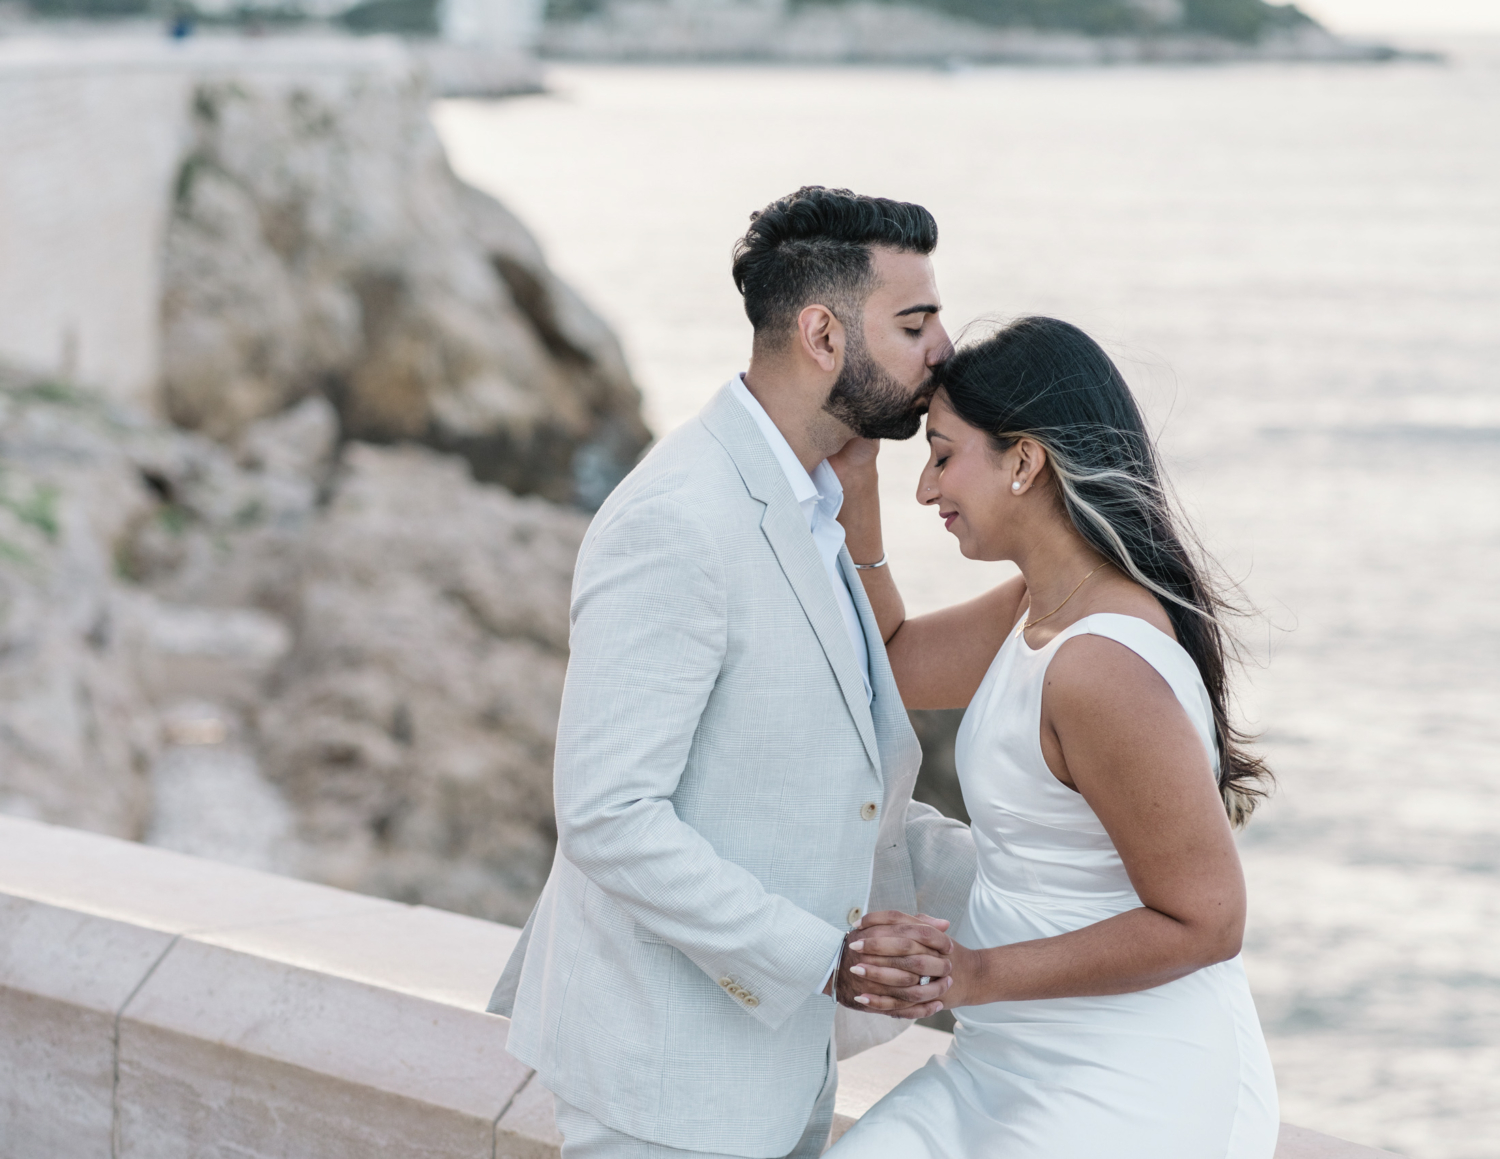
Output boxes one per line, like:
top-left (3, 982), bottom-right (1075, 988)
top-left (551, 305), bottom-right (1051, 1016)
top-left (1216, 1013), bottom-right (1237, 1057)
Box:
top-left (0, 369), bottom-right (589, 923)
top-left (161, 69), bottom-right (649, 509)
top-left (908, 707), bottom-right (968, 825)
top-left (0, 62), bottom-right (649, 924)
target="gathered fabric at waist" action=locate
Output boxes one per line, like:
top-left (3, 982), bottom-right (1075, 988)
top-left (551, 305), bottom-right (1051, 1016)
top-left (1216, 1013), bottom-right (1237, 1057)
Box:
top-left (950, 879), bottom-right (1259, 1040)
top-left (958, 858), bottom-right (1145, 983)
top-left (951, 954), bottom-right (1258, 1041)
top-left (969, 823), bottom-right (1139, 911)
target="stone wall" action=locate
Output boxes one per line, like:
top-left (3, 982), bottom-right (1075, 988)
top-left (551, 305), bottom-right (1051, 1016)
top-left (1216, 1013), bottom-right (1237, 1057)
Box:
top-left (0, 39), bottom-right (196, 409)
top-left (0, 814), bottom-right (1397, 1157)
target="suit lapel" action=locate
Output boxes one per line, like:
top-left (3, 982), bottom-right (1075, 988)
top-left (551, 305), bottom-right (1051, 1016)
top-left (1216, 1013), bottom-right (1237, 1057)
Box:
top-left (838, 546), bottom-right (894, 709)
top-left (701, 386), bottom-right (883, 775)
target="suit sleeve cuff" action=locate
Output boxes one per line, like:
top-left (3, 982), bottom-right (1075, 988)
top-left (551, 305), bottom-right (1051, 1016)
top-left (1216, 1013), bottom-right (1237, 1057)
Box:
top-left (817, 936), bottom-right (843, 997)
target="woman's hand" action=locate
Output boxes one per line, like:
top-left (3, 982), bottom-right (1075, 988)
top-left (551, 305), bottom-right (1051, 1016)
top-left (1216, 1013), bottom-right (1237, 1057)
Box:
top-left (839, 910), bottom-right (954, 1018)
top-left (827, 436), bottom-right (881, 488)
top-left (830, 438), bottom-right (907, 643)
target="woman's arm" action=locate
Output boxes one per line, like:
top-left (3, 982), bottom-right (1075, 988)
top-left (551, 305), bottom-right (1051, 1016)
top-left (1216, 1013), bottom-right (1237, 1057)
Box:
top-left (847, 636), bottom-right (1246, 1007)
top-left (830, 438), bottom-right (906, 641)
top-left (884, 583), bottom-right (1027, 709)
top-left (831, 440), bottom-right (1026, 709)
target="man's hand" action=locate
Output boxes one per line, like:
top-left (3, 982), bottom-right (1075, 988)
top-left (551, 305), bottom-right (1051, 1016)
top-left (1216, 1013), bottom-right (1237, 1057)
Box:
top-left (836, 911), bottom-right (954, 1019)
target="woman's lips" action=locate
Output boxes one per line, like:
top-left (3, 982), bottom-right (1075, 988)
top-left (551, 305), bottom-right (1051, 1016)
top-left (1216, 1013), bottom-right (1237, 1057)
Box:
top-left (941, 511), bottom-right (958, 530)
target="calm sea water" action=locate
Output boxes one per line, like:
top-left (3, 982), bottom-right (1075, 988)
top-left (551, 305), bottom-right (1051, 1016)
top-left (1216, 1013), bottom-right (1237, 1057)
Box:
top-left (435, 45), bottom-right (1500, 1158)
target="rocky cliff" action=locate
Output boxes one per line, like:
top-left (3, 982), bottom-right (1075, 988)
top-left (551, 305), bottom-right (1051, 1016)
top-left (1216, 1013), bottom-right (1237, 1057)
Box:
top-left (0, 62), bottom-right (648, 924)
top-left (161, 68), bottom-right (649, 509)
top-left (0, 366), bottom-right (593, 925)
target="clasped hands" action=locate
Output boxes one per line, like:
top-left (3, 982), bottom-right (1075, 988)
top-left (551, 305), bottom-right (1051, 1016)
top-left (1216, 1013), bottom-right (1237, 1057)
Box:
top-left (835, 910), bottom-right (960, 1019)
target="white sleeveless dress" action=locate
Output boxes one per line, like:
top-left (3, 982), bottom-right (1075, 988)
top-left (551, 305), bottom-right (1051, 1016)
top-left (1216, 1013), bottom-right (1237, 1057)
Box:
top-left (830, 613), bottom-right (1279, 1159)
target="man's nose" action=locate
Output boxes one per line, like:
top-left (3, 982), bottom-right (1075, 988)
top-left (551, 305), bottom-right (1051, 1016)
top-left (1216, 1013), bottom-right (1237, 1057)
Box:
top-left (927, 320), bottom-right (953, 366)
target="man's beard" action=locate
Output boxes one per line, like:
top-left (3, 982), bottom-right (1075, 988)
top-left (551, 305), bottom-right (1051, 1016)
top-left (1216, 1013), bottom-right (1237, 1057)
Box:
top-left (822, 333), bottom-right (931, 441)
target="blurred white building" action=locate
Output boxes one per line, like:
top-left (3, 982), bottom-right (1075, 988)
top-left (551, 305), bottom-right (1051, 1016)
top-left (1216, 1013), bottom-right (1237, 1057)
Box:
top-left (441, 0), bottom-right (545, 50)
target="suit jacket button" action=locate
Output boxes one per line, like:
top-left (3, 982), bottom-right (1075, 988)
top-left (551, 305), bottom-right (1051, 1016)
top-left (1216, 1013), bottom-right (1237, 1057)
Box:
top-left (745, 996), bottom-right (760, 1008)
top-left (860, 802), bottom-right (878, 821)
top-left (719, 977), bottom-right (733, 989)
top-left (847, 907), bottom-right (863, 926)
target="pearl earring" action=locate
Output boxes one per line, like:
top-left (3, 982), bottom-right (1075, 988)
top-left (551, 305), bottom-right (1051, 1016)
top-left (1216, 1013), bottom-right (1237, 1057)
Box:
top-left (1011, 481), bottom-right (1022, 492)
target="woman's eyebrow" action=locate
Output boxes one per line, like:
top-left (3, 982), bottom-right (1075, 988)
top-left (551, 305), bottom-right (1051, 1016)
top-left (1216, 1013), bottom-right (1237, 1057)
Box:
top-left (925, 427), bottom-right (951, 443)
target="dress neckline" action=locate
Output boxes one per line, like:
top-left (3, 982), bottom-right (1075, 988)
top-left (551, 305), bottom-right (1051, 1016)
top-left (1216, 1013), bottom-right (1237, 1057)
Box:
top-left (1014, 610), bottom-right (1181, 657)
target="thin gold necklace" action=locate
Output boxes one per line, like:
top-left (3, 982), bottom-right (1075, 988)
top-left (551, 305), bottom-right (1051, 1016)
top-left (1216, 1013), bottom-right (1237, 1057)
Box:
top-left (1024, 562), bottom-right (1111, 632)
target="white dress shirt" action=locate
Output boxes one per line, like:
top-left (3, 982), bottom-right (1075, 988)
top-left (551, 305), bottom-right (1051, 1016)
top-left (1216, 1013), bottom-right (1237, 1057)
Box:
top-left (728, 375), bottom-right (873, 705)
top-left (728, 375), bottom-right (874, 998)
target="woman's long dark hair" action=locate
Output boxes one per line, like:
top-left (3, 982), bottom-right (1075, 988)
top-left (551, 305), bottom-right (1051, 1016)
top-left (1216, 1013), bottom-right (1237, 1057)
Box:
top-left (933, 316), bottom-right (1271, 826)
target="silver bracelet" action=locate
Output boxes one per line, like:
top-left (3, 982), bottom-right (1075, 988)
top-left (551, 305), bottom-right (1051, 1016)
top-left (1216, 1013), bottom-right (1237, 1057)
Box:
top-left (853, 553), bottom-right (888, 570)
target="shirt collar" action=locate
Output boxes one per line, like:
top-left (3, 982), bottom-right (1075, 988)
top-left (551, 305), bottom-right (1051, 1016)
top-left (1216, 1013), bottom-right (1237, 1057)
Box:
top-left (728, 374), bottom-right (843, 518)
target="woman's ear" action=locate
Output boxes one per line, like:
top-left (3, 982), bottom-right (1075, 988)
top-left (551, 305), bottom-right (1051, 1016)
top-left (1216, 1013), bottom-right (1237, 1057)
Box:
top-left (1011, 438), bottom-right (1050, 494)
top-left (797, 304), bottom-right (843, 375)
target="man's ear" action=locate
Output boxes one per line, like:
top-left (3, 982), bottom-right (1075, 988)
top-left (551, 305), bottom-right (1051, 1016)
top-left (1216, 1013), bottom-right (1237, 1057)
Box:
top-left (796, 304), bottom-right (843, 375)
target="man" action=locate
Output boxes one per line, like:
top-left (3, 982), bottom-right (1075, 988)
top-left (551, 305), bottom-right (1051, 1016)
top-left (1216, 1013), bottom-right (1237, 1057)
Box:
top-left (487, 186), bottom-right (976, 1158)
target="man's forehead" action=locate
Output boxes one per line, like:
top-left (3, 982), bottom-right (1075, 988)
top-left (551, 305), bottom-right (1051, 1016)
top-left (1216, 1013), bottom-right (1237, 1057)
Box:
top-left (868, 247), bottom-right (940, 309)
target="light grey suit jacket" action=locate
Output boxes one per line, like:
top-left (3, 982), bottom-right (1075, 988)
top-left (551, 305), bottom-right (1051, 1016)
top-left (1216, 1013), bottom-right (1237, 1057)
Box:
top-left (488, 383), bottom-right (976, 1157)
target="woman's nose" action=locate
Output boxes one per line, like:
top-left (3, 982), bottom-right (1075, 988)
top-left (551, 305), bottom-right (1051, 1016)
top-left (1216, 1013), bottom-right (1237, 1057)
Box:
top-left (918, 475), bottom-right (939, 505)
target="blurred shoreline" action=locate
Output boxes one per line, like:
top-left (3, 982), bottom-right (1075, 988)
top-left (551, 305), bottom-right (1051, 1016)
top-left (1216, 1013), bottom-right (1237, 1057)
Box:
top-left (0, 2), bottom-right (1436, 69)
top-left (538, 1), bottom-right (1411, 65)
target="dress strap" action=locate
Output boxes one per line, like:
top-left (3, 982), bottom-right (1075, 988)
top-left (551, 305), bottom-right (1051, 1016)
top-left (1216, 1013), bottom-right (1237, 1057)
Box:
top-left (1053, 614), bottom-right (1219, 774)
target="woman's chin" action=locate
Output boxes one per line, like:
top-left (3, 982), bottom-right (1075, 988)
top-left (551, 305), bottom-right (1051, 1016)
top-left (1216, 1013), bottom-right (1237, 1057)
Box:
top-left (955, 538), bottom-right (1006, 563)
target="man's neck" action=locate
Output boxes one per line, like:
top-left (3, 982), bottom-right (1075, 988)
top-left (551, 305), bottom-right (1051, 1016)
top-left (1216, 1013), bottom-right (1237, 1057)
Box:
top-left (741, 362), bottom-right (847, 475)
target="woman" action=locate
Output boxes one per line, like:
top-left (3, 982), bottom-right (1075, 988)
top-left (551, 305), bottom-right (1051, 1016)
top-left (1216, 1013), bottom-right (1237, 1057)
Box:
top-left (826, 317), bottom-right (1279, 1158)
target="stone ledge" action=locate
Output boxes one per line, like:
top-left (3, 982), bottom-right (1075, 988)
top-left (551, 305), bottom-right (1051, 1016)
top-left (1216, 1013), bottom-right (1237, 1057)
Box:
top-left (0, 815), bottom-right (526, 1159)
top-left (0, 816), bottom-right (1396, 1157)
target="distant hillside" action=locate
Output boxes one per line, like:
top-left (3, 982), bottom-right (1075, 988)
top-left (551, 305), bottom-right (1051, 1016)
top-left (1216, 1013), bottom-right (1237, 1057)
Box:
top-left (546, 0), bottom-right (1317, 44)
top-left (820, 0), bottom-right (1316, 42)
top-left (22, 0), bottom-right (1317, 47)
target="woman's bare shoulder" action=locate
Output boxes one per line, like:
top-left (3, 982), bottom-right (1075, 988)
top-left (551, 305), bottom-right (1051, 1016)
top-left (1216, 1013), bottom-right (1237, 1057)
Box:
top-left (1079, 574), bottom-right (1176, 640)
top-left (1043, 608), bottom-right (1179, 722)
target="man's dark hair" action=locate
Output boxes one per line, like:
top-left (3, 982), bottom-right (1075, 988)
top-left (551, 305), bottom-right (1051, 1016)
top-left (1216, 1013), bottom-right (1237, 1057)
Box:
top-left (731, 186), bottom-right (938, 347)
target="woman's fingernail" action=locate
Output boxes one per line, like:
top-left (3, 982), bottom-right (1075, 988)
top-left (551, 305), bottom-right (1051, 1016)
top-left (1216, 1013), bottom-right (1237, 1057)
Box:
top-left (855, 994), bottom-right (871, 1005)
top-left (849, 941), bottom-right (864, 952)
top-left (850, 965), bottom-right (866, 976)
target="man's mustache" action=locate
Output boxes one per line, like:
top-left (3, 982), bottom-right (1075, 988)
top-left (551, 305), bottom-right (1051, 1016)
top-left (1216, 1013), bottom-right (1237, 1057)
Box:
top-left (911, 367), bottom-right (944, 411)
